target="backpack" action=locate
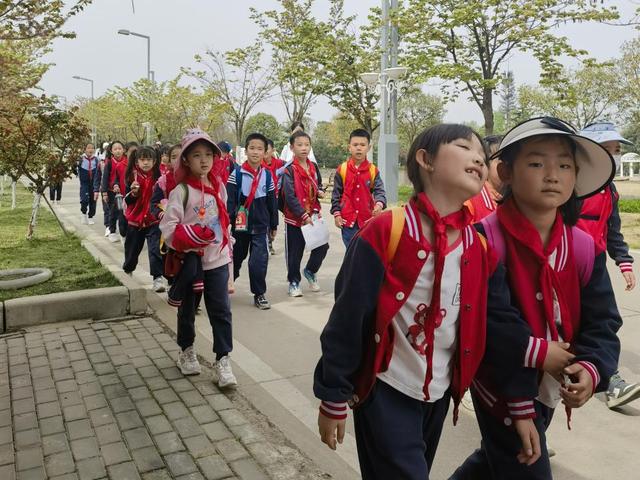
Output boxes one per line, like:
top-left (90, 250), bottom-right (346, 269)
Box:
top-left (338, 161), bottom-right (377, 191)
top-left (276, 165), bottom-right (292, 213)
top-left (480, 213), bottom-right (594, 287)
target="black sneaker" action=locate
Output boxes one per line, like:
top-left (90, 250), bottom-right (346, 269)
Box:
top-left (254, 294), bottom-right (271, 310)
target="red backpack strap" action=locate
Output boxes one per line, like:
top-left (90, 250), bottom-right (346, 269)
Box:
top-left (570, 226), bottom-right (595, 287)
top-left (480, 212), bottom-right (505, 263)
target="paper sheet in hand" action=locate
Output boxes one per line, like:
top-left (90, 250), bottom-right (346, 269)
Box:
top-left (301, 216), bottom-right (329, 251)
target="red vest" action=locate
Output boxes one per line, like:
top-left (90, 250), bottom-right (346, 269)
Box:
top-left (350, 205), bottom-right (496, 419)
top-left (108, 157), bottom-right (127, 193)
top-left (576, 185), bottom-right (614, 254)
top-left (337, 159), bottom-right (378, 227)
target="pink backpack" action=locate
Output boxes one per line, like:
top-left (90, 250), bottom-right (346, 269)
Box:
top-left (480, 213), bottom-right (595, 287)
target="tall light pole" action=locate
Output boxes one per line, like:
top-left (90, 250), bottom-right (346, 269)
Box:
top-left (117, 29), bottom-right (152, 81)
top-left (72, 75), bottom-right (96, 145)
top-left (360, 0), bottom-right (404, 204)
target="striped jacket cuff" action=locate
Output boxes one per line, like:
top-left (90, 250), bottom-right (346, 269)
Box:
top-left (524, 337), bottom-right (548, 369)
top-left (301, 212), bottom-right (310, 222)
top-left (333, 211), bottom-right (342, 217)
top-left (506, 399), bottom-right (536, 419)
top-left (577, 361), bottom-right (600, 393)
top-left (619, 262), bottom-right (633, 273)
top-left (319, 401), bottom-right (348, 420)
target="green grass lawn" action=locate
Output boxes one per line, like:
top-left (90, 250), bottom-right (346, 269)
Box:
top-left (0, 184), bottom-right (120, 302)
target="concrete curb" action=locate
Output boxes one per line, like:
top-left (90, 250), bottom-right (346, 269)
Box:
top-left (2, 286), bottom-right (129, 332)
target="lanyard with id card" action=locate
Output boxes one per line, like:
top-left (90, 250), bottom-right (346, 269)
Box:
top-left (235, 167), bottom-right (262, 232)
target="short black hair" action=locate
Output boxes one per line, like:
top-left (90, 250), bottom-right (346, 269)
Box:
top-left (406, 124), bottom-right (487, 195)
top-left (290, 121), bottom-right (304, 132)
top-left (349, 129), bottom-right (371, 143)
top-left (266, 138), bottom-right (274, 148)
top-left (484, 135), bottom-right (503, 149)
top-left (289, 130), bottom-right (311, 146)
top-left (499, 134), bottom-right (580, 225)
top-left (245, 132), bottom-right (268, 149)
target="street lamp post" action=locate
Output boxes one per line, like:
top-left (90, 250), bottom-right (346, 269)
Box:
top-left (117, 29), bottom-right (152, 81)
top-left (72, 75), bottom-right (96, 145)
top-left (360, 0), bottom-right (404, 204)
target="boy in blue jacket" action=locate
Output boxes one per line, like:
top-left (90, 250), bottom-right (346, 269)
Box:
top-left (227, 133), bottom-right (278, 310)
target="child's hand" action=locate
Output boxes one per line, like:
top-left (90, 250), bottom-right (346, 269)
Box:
top-left (560, 363), bottom-right (593, 408)
top-left (542, 342), bottom-right (574, 381)
top-left (130, 181), bottom-right (140, 195)
top-left (113, 184), bottom-right (120, 194)
top-left (317, 190), bottom-right (325, 199)
top-left (514, 418), bottom-right (541, 466)
top-left (269, 229), bottom-right (277, 241)
top-left (93, 192), bottom-right (99, 201)
top-left (622, 271), bottom-right (636, 291)
top-left (102, 192), bottom-right (109, 202)
top-left (372, 204), bottom-right (383, 216)
top-left (318, 412), bottom-right (345, 450)
top-left (303, 216), bottom-right (313, 226)
top-left (334, 215), bottom-right (345, 229)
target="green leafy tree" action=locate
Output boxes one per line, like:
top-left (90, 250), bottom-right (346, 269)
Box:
top-left (499, 71), bottom-right (518, 131)
top-left (0, 95), bottom-right (89, 238)
top-left (244, 113), bottom-right (286, 145)
top-left (184, 42), bottom-right (276, 145)
top-left (250, 0), bottom-right (326, 124)
top-left (515, 63), bottom-right (621, 129)
top-left (398, 0), bottom-right (619, 134)
top-left (397, 88), bottom-right (445, 153)
top-left (0, 0), bottom-right (91, 41)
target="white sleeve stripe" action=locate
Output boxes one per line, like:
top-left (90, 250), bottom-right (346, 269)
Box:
top-left (507, 401), bottom-right (534, 408)
top-left (509, 408), bottom-right (536, 416)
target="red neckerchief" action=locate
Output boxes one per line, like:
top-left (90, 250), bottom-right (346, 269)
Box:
top-left (414, 192), bottom-right (473, 399)
top-left (184, 173), bottom-right (230, 248)
top-left (83, 155), bottom-right (97, 180)
top-left (292, 157), bottom-right (318, 214)
top-left (497, 197), bottom-right (576, 342)
top-left (111, 155), bottom-right (127, 193)
top-left (159, 163), bottom-right (168, 176)
top-left (125, 167), bottom-right (155, 226)
top-left (241, 162), bottom-right (263, 210)
top-left (344, 157), bottom-right (374, 206)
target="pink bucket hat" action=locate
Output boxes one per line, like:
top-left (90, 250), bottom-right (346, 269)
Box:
top-left (173, 128), bottom-right (222, 178)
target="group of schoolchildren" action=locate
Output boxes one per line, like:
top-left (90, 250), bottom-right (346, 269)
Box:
top-left (314, 118), bottom-right (638, 480)
top-left (73, 115), bottom-right (638, 479)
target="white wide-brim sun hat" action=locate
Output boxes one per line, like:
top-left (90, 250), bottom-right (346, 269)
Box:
top-left (579, 121), bottom-right (633, 146)
top-left (491, 117), bottom-right (615, 199)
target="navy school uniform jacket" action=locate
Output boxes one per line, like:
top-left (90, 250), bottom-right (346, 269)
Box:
top-left (226, 165), bottom-right (278, 235)
top-left (313, 202), bottom-right (534, 421)
top-left (472, 221), bottom-right (622, 422)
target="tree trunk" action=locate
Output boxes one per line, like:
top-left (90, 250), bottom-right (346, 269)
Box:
top-left (11, 181), bottom-right (17, 210)
top-left (482, 88), bottom-right (495, 135)
top-left (27, 192), bottom-right (41, 240)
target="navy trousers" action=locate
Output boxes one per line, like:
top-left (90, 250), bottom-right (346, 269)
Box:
top-left (122, 224), bottom-right (163, 278)
top-left (449, 392), bottom-right (554, 480)
top-left (79, 179), bottom-right (97, 218)
top-left (107, 192), bottom-right (127, 236)
top-left (233, 231), bottom-right (269, 296)
top-left (340, 224), bottom-right (360, 248)
top-left (284, 224), bottom-right (329, 284)
top-left (49, 183), bottom-right (62, 201)
top-left (354, 380), bottom-right (450, 480)
top-left (176, 264), bottom-right (233, 359)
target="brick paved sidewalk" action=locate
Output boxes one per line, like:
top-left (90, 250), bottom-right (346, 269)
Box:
top-left (0, 317), bottom-right (316, 480)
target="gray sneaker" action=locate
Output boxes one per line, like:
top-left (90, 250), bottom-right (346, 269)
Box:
top-left (177, 346), bottom-right (201, 376)
top-left (606, 373), bottom-right (640, 409)
top-left (303, 268), bottom-right (320, 292)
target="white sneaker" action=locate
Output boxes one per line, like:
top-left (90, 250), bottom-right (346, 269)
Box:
top-left (81, 214), bottom-right (88, 225)
top-left (177, 346), bottom-right (201, 375)
top-left (303, 268), bottom-right (321, 292)
top-left (108, 233), bottom-right (119, 242)
top-left (288, 282), bottom-right (303, 297)
top-left (105, 227), bottom-right (110, 237)
top-left (215, 355), bottom-right (237, 388)
top-left (152, 277), bottom-right (166, 293)
top-left (88, 217), bottom-right (95, 225)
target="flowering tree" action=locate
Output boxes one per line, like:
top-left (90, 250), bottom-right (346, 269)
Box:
top-left (0, 95), bottom-right (89, 238)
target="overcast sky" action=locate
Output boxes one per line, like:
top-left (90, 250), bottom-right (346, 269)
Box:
top-left (40, 0), bottom-right (640, 127)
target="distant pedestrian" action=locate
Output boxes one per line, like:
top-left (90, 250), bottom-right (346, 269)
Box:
top-left (77, 142), bottom-right (100, 225)
top-left (101, 140), bottom-right (128, 243)
top-left (262, 138), bottom-right (285, 255)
